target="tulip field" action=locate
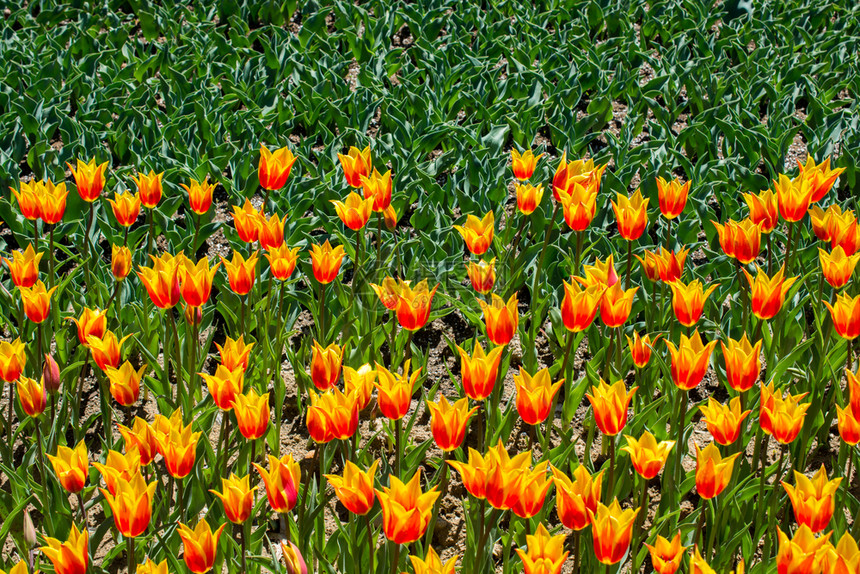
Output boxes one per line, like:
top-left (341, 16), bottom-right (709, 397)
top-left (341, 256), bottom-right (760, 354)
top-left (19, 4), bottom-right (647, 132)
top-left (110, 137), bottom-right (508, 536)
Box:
top-left (2, 1), bottom-right (860, 574)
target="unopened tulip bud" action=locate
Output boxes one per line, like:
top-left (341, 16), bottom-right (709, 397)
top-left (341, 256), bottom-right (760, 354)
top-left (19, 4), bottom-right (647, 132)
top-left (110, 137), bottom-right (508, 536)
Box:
top-left (43, 353), bottom-right (61, 394)
top-left (23, 508), bottom-right (37, 548)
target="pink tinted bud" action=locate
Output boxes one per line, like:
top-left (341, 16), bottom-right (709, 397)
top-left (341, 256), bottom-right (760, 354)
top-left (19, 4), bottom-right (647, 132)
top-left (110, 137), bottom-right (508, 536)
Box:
top-left (43, 353), bottom-right (61, 393)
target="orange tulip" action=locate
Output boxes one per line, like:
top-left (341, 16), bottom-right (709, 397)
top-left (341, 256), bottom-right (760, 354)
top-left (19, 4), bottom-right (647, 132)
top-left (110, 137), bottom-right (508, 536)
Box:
top-left (265, 243), bottom-right (300, 281)
top-left (479, 293), bottom-right (519, 345)
top-left (309, 240), bottom-right (345, 284)
top-left (627, 332), bottom-right (661, 368)
top-left (360, 168), bottom-right (392, 212)
top-left (774, 173), bottom-right (815, 222)
top-left (744, 265), bottom-right (798, 320)
top-left (743, 189), bottom-right (779, 233)
top-left (830, 210), bottom-right (860, 256)
top-left (11, 180), bottom-right (43, 220)
top-left (636, 248), bottom-right (662, 281)
top-left (47, 440), bottom-right (88, 493)
top-left (233, 389), bottom-right (270, 440)
top-left (825, 292), bottom-right (860, 340)
top-left (599, 282), bottom-right (638, 328)
top-left (695, 442), bottom-right (740, 499)
top-left (512, 465), bottom-right (553, 519)
top-left (338, 146), bottom-right (372, 188)
top-left (307, 387), bottom-right (358, 443)
top-left (798, 155), bottom-right (845, 202)
top-left (669, 279), bottom-right (718, 326)
top-left (131, 169), bottom-right (164, 208)
top-left (655, 247), bottom-right (689, 282)
top-left (467, 258), bottom-right (496, 294)
top-left (220, 250), bottom-right (258, 296)
top-left (107, 190), bottom-right (141, 227)
top-left (721, 333), bottom-right (762, 392)
top-left (426, 394), bottom-right (478, 451)
top-left (68, 158), bottom-right (108, 202)
top-left (370, 276), bottom-right (403, 310)
top-left (809, 205), bottom-right (836, 242)
top-left (374, 361), bottom-right (420, 420)
top-left (783, 465), bottom-right (841, 533)
top-left (17, 376), bottom-right (46, 417)
top-left (577, 254), bottom-right (620, 289)
top-left (310, 340), bottom-right (342, 391)
top-left (215, 335), bottom-right (254, 373)
top-left (100, 472), bottom-right (156, 538)
top-left (559, 180), bottom-right (599, 231)
top-left (257, 211), bottom-right (286, 250)
top-left (200, 365), bottom-right (244, 410)
top-left (105, 361), bottom-right (146, 407)
top-left (454, 211), bottom-right (495, 255)
top-left (514, 367), bottom-right (563, 425)
top-left (375, 470), bottom-right (440, 544)
top-left (410, 547), bottom-right (458, 574)
top-left (511, 148), bottom-right (543, 181)
top-left (177, 519), bottom-right (226, 574)
top-left (138, 559), bottom-right (168, 574)
top-left (516, 183), bottom-right (544, 215)
top-left (137, 252), bottom-right (183, 309)
top-left (484, 440), bottom-right (532, 510)
top-left (0, 563), bottom-right (32, 574)
top-left (384, 204), bottom-right (398, 229)
top-left (40, 524), bottom-right (89, 574)
top-left (179, 256), bottom-right (219, 308)
top-left (560, 281), bottom-right (603, 332)
top-left (87, 331), bottom-right (131, 371)
top-left (93, 449), bottom-right (142, 496)
top-left (2, 244), bottom-right (42, 288)
top-left (760, 382), bottom-right (809, 445)
top-left (611, 189), bottom-right (649, 240)
top-left (181, 178), bottom-right (215, 215)
top-left (457, 341), bottom-right (503, 401)
top-left (776, 525), bottom-right (832, 574)
top-left (665, 330), bottom-right (718, 391)
top-left (396, 279), bottom-right (438, 331)
top-left (253, 453), bottom-right (301, 513)
top-left (645, 532), bottom-right (687, 574)
top-left (259, 145), bottom-right (298, 190)
top-left (20, 280), bottom-right (57, 323)
top-left (448, 448), bottom-right (491, 499)
top-left (830, 533), bottom-right (860, 574)
top-left (621, 431), bottom-right (675, 479)
top-left (343, 363), bottom-right (376, 410)
top-left (588, 499), bottom-right (639, 565)
top-left (690, 545), bottom-right (718, 574)
top-left (117, 418), bottom-right (158, 466)
top-left (837, 401), bottom-right (860, 446)
top-left (822, 246), bottom-right (860, 290)
top-left (231, 199), bottom-right (262, 244)
top-left (67, 308), bottom-right (107, 347)
top-left (332, 192), bottom-right (374, 230)
top-left (586, 379), bottom-right (637, 436)
top-left (0, 338), bottom-right (26, 382)
top-left (210, 473), bottom-right (257, 524)
top-left (551, 465), bottom-right (602, 531)
top-left (516, 523), bottom-right (568, 574)
top-left (551, 153), bottom-right (605, 201)
top-left (656, 176), bottom-right (690, 219)
top-left (712, 218), bottom-right (762, 264)
top-left (38, 180), bottom-right (69, 225)
top-left (325, 460), bottom-right (379, 515)
top-left (156, 418), bottom-right (201, 479)
top-left (111, 244), bottom-right (132, 281)
top-left (699, 397), bottom-right (751, 445)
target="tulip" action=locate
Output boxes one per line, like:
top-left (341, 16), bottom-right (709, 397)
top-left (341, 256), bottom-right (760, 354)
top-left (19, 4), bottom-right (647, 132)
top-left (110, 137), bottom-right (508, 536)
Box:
top-left (721, 333), bottom-right (762, 392)
top-left (599, 282), bottom-right (638, 328)
top-left (760, 382), bottom-right (810, 444)
top-left (181, 178), bottom-right (215, 215)
top-left (484, 440), bottom-right (532, 510)
top-left (744, 265), bottom-right (798, 320)
top-left (332, 192), bottom-right (374, 230)
top-left (343, 363), bottom-right (376, 410)
top-left (11, 180), bottom-right (43, 220)
top-left (281, 541), bottom-right (308, 574)
top-left (712, 218), bottom-right (762, 264)
top-left (516, 183), bottom-right (545, 215)
top-left (782, 465), bottom-right (841, 533)
top-left (829, 209), bottom-right (860, 256)
top-left (137, 252), bottom-right (183, 309)
top-left (87, 331), bottom-right (132, 371)
top-left (410, 547), bottom-right (458, 574)
top-left (100, 472), bottom-right (156, 538)
top-left (512, 461), bottom-right (553, 518)
top-left (560, 281), bottom-right (603, 332)
top-left (514, 367), bottom-right (563, 426)
top-left (105, 361), bottom-right (147, 407)
top-left (384, 205), bottom-right (398, 230)
top-left (137, 559), bottom-right (168, 574)
top-left (511, 148), bottom-right (543, 181)
top-left (230, 199), bottom-right (262, 244)
top-left (830, 533), bottom-right (860, 574)
top-left (825, 292), bottom-right (860, 340)
top-left (516, 523), bottom-right (568, 574)
top-left (467, 258), bottom-right (496, 294)
top-left (551, 465), bottom-right (602, 531)
top-left (259, 211), bottom-right (286, 250)
top-left (179, 256), bottom-right (219, 308)
top-left (656, 247), bottom-right (689, 282)
top-left (621, 431), bottom-right (675, 479)
top-left (177, 519), bottom-right (226, 574)
top-left (221, 250), bottom-right (259, 296)
top-left (68, 308), bottom-right (107, 347)
top-left (837, 402), bottom-right (860, 445)
top-left (47, 440), bottom-right (88, 493)
top-left (210, 473), bottom-right (257, 524)
top-left (645, 532), bottom-right (687, 574)
top-left (636, 248), bottom-right (662, 281)
top-left (253, 453), bottom-right (301, 513)
top-left (325, 460), bottom-right (379, 515)
top-left (39, 180), bottom-right (69, 225)
top-left (0, 338), bottom-right (26, 382)
top-left (200, 365), bottom-right (244, 410)
top-left (20, 280), bottom-right (57, 323)
top-left (586, 379), bottom-right (636, 436)
top-left (156, 419), bottom-right (201, 479)
top-left (17, 376), bottom-right (46, 417)
top-left (370, 276), bottom-right (403, 310)
top-left (233, 389), bottom-right (270, 440)
top-left (612, 189), bottom-right (649, 240)
top-left (669, 279), bottom-right (718, 326)
top-left (426, 394), bottom-right (478, 451)
top-left (699, 397), bottom-right (751, 445)
top-left (309, 240), bottom-right (345, 284)
top-left (375, 470), bottom-right (440, 544)
top-left (117, 418), bottom-right (158, 466)
top-left (479, 292), bottom-right (519, 345)
top-left (690, 545), bottom-right (718, 574)
top-left (457, 342), bottom-right (503, 401)
top-left (798, 155), bottom-right (845, 202)
top-left (695, 442), bottom-right (740, 499)
top-left (776, 525), bottom-right (832, 574)
top-left (310, 340), bottom-right (342, 391)
top-left (588, 499), bottom-right (639, 565)
top-left (265, 243), bottom-right (300, 281)
top-left (40, 524), bottom-right (89, 574)
top-left (68, 158), bottom-right (108, 202)
top-left (774, 173), bottom-right (815, 222)
top-left (151, 410), bottom-right (183, 455)
top-left (809, 205), bottom-right (835, 242)
top-left (259, 145), bottom-right (298, 190)
top-left (2, 244), bottom-right (43, 288)
top-left (577, 254), bottom-right (620, 289)
top-left (552, 153), bottom-right (606, 201)
top-left (0, 563), bottom-right (31, 574)
top-left (656, 176), bottom-right (690, 219)
top-left (744, 189), bottom-right (779, 234)
top-left (454, 211), bottom-right (495, 255)
top-left (186, 304), bottom-right (204, 326)
top-left (93, 449), bottom-right (142, 496)
top-left (131, 169), bottom-right (164, 208)
top-left (42, 352), bottom-right (61, 394)
top-left (559, 180), bottom-right (599, 231)
top-left (215, 335), bottom-right (255, 372)
top-left (627, 332), bottom-right (661, 368)
top-left (665, 330), bottom-right (718, 391)
top-left (307, 387), bottom-right (358, 443)
top-left (111, 244), bottom-right (132, 281)
top-left (374, 361), bottom-right (420, 420)
top-left (448, 448), bottom-right (491, 499)
top-left (107, 190), bottom-right (141, 227)
top-left (360, 168), bottom-right (392, 212)
top-left (396, 279), bottom-right (439, 331)
top-left (338, 146), bottom-right (372, 188)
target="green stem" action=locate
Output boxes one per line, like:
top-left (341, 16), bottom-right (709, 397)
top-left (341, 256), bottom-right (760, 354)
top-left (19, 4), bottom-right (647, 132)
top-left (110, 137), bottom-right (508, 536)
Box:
top-left (48, 225), bottom-right (56, 289)
top-left (606, 434), bottom-right (616, 503)
top-left (128, 535), bottom-right (136, 574)
top-left (395, 418), bottom-right (403, 477)
top-left (147, 208), bottom-right (155, 257)
top-left (167, 311), bottom-right (186, 422)
top-left (625, 240), bottom-right (633, 290)
top-left (527, 202), bottom-right (560, 365)
top-left (318, 281), bottom-right (327, 344)
top-left (365, 513), bottom-right (375, 574)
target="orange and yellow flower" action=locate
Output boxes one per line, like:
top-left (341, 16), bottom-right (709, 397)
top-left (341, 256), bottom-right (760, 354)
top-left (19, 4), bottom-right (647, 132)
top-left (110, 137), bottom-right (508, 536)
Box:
top-left (479, 293), bottom-right (519, 346)
top-left (221, 250), bottom-right (258, 296)
top-left (776, 525), bottom-right (832, 574)
top-left (426, 394), bottom-right (478, 451)
top-left (343, 363), bottom-right (376, 410)
top-left (561, 281), bottom-right (603, 332)
top-left (744, 265), bottom-right (798, 320)
top-left (559, 180), bottom-right (599, 231)
top-left (774, 173), bottom-right (815, 222)
top-left (258, 211), bottom-right (286, 250)
top-left (325, 460), bottom-right (379, 516)
top-left (105, 361), bottom-right (147, 407)
top-left (210, 473), bottom-right (257, 524)
top-left (798, 155), bottom-right (845, 203)
top-left (2, 244), bottom-right (43, 288)
top-left (17, 376), bottom-right (47, 417)
top-left (137, 252), bottom-right (183, 309)
top-left (721, 333), bottom-right (762, 393)
top-left (511, 149), bottom-right (543, 181)
top-left (181, 178), bottom-right (215, 215)
top-left (375, 470), bottom-right (440, 544)
top-left (179, 256), bottom-right (220, 308)
top-left (782, 465), bottom-right (841, 533)
top-left (40, 524), bottom-right (89, 574)
top-left (332, 192), bottom-right (374, 230)
top-left (457, 342), bottom-right (503, 401)
top-left (699, 397), bottom-right (751, 445)
top-left (516, 523), bottom-right (568, 574)
top-left (265, 243), bottom-right (300, 281)
top-left (310, 340), bottom-right (342, 391)
top-left (759, 382), bottom-right (809, 445)
top-left (200, 365), bottom-right (244, 410)
top-left (111, 244), bottom-right (132, 281)
top-left (669, 279), bottom-right (718, 327)
top-left (665, 330), bottom-right (718, 391)
top-left (107, 190), bottom-right (141, 227)
top-left (47, 440), bottom-right (89, 493)
top-left (374, 361), bottom-right (420, 420)
top-left (11, 179), bottom-right (43, 220)
top-left (0, 338), bottom-right (27, 382)
top-left (396, 280), bottom-right (439, 331)
top-left (131, 169), bottom-right (164, 208)
top-left (516, 183), bottom-right (544, 215)
top-left (410, 547), bottom-right (458, 574)
top-left (453, 211), bottom-right (495, 255)
top-left (20, 280), bottom-right (57, 323)
top-left (821, 247), bottom-right (860, 289)
top-left (588, 499), bottom-right (639, 565)
top-left (259, 145), bottom-right (298, 190)
top-left (253, 453), bottom-right (301, 513)
top-left (695, 442), bottom-right (740, 499)
top-left (656, 176), bottom-right (690, 219)
top-left (87, 331), bottom-right (132, 371)
top-left (93, 449), bottom-right (142, 495)
top-left (599, 282), bottom-right (638, 328)
top-left (307, 387), bottom-right (358, 443)
top-left (552, 153), bottom-right (605, 201)
top-left (611, 189), bottom-right (649, 240)
top-left (38, 180), bottom-right (69, 225)
top-left (360, 168), bottom-right (392, 212)
top-left (743, 189), bottom-right (779, 233)
top-left (645, 532), bottom-right (687, 574)
top-left (338, 146), bottom-right (372, 188)
top-left (825, 292), bottom-right (860, 340)
top-left (117, 418), bottom-right (158, 466)
top-left (232, 199), bottom-right (262, 244)
top-left (309, 240), bottom-right (345, 284)
top-left (512, 462), bottom-right (553, 518)
top-left (627, 332), bottom-right (661, 368)
top-left (370, 277), bottom-right (403, 310)
top-left (551, 465), bottom-right (603, 531)
top-left (448, 448), bottom-right (491, 500)
top-left (621, 431), bottom-right (675, 479)
top-left (586, 379), bottom-right (637, 436)
top-left (100, 472), bottom-right (157, 538)
top-left (68, 158), bottom-right (108, 202)
top-left (177, 519), bottom-right (226, 574)
top-left (514, 367), bottom-right (563, 426)
top-left (233, 389), bottom-right (270, 440)
top-left (215, 335), bottom-right (254, 373)
top-left (467, 258), bottom-right (496, 294)
top-left (712, 218), bottom-right (761, 264)
top-left (484, 440), bottom-right (532, 510)
top-left (577, 254), bottom-right (619, 289)
top-left (156, 417), bottom-right (201, 479)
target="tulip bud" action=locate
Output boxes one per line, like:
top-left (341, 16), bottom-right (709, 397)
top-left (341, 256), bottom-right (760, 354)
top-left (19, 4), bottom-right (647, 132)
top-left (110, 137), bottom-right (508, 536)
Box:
top-left (23, 508), bottom-right (37, 548)
top-left (184, 304), bottom-right (203, 326)
top-left (43, 353), bottom-right (61, 394)
top-left (281, 541), bottom-right (308, 574)
top-left (384, 205), bottom-right (398, 230)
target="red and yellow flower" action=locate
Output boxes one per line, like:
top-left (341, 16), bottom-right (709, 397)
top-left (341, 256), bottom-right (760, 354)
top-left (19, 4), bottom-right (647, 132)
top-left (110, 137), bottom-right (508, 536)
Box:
top-left (776, 525), bottom-right (832, 574)
top-left (221, 250), bottom-right (259, 296)
top-left (699, 397), bottom-right (751, 445)
top-left (107, 191), bottom-right (141, 227)
top-left (561, 281), bottom-right (603, 332)
top-left (233, 389), bottom-right (270, 440)
top-left (586, 379), bottom-right (637, 436)
top-left (744, 189), bottom-right (778, 233)
top-left (669, 279), bottom-right (718, 327)
top-left (782, 465), bottom-right (841, 533)
top-left (396, 280), bottom-right (438, 331)
top-left (588, 499), bottom-right (639, 565)
top-left (338, 146), bottom-right (372, 188)
top-left (309, 240), bottom-right (345, 284)
top-left (181, 178), bottom-right (215, 215)
top-left (426, 394), bottom-right (478, 451)
top-left (457, 342), bottom-right (503, 401)
top-left (825, 292), bottom-right (860, 340)
top-left (47, 440), bottom-right (89, 493)
top-left (100, 472), bottom-right (157, 538)
top-left (68, 158), bottom-right (108, 202)
top-left (798, 155), bottom-right (845, 202)
top-left (375, 470), bottom-right (440, 544)
top-left (621, 431), bottom-right (675, 479)
top-left (360, 169), bottom-right (392, 212)
top-left (551, 465), bottom-right (603, 531)
top-left (516, 183), bottom-right (544, 215)
top-left (514, 367), bottom-right (563, 426)
top-left (105, 361), bottom-right (147, 406)
top-left (310, 340), bottom-right (342, 391)
top-left (131, 169), bottom-right (164, 208)
top-left (374, 361), bottom-right (420, 420)
top-left (87, 331), bottom-right (132, 371)
top-left (259, 145), bottom-right (298, 190)
top-left (2, 244), bottom-right (42, 288)
top-left (516, 523), bottom-right (568, 574)
top-left (137, 252), bottom-right (183, 309)
top-left (560, 180), bottom-right (599, 231)
top-left (40, 524), bottom-right (89, 574)
top-left (177, 519), bottom-right (226, 574)
top-left (695, 442), bottom-right (740, 499)
top-left (332, 192), bottom-right (374, 230)
top-left (210, 473), bottom-right (257, 524)
top-left (38, 180), bottom-right (69, 225)
top-left (265, 244), bottom-right (300, 281)
top-left (325, 460), bottom-right (379, 516)
top-left (467, 258), bottom-right (496, 294)
top-left (453, 212), bottom-right (495, 255)
top-left (179, 256), bottom-right (220, 308)
top-left (821, 246), bottom-right (860, 288)
top-left (479, 293), bottom-right (519, 346)
top-left (611, 189), bottom-right (649, 240)
top-left (20, 280), bottom-right (57, 323)
top-left (645, 532), bottom-right (687, 574)
top-left (712, 218), bottom-right (761, 264)
top-left (774, 173), bottom-right (815, 222)
top-left (627, 332), bottom-right (661, 368)
top-left (253, 453), bottom-right (301, 513)
top-left (744, 265), bottom-right (798, 320)
top-left (17, 376), bottom-right (47, 417)
top-left (200, 365), bottom-right (244, 410)
top-left (665, 330), bottom-right (718, 391)
top-left (0, 338), bottom-right (27, 382)
top-left (599, 282), bottom-right (638, 328)
top-left (721, 333), bottom-right (762, 392)
top-left (307, 387), bottom-right (359, 443)
top-left (656, 176), bottom-right (690, 219)
top-left (511, 148), bottom-right (543, 181)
